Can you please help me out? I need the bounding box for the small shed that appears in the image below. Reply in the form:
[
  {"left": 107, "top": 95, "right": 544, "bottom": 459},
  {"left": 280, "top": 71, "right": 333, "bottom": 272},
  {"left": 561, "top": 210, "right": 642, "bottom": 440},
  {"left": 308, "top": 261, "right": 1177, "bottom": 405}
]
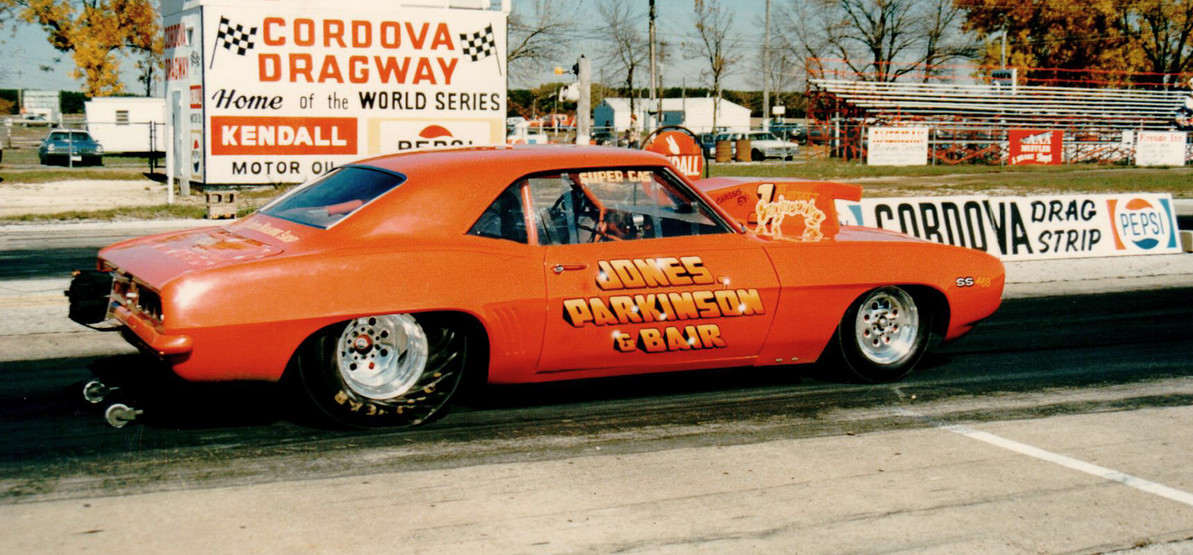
[
  {"left": 84, "top": 97, "right": 165, "bottom": 153},
  {"left": 594, "top": 97, "right": 750, "bottom": 133}
]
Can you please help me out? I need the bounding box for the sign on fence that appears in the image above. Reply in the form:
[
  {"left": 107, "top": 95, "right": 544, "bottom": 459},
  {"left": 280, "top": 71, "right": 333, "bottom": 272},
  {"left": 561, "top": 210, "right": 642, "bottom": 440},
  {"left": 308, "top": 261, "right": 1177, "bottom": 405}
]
[
  {"left": 866, "top": 127, "right": 928, "bottom": 166},
  {"left": 1135, "top": 131, "right": 1187, "bottom": 166},
  {"left": 1008, "top": 129, "right": 1063, "bottom": 165},
  {"left": 838, "top": 194, "right": 1182, "bottom": 261}
]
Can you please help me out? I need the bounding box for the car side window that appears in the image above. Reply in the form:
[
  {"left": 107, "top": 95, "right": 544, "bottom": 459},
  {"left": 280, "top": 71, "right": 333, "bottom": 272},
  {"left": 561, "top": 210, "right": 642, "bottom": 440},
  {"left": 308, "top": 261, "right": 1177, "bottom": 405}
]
[
  {"left": 526, "top": 168, "right": 731, "bottom": 245},
  {"left": 468, "top": 182, "right": 529, "bottom": 243}
]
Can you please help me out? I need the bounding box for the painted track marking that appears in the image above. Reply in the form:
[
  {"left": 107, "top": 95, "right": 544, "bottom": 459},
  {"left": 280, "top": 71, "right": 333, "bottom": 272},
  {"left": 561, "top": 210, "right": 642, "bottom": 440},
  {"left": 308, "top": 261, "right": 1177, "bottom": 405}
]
[{"left": 891, "top": 407, "right": 1193, "bottom": 508}]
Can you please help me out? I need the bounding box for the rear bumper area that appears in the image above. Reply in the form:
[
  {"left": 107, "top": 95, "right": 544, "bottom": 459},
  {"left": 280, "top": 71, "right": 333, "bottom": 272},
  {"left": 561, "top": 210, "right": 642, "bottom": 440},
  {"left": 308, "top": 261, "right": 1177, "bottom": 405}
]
[
  {"left": 67, "top": 269, "right": 193, "bottom": 357},
  {"left": 112, "top": 305, "right": 193, "bottom": 356}
]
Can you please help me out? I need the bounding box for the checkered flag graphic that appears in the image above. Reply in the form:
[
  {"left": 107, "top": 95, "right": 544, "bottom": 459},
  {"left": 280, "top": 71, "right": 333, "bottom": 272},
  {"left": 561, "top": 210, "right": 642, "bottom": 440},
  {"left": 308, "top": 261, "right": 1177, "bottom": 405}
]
[
  {"left": 209, "top": 16, "right": 258, "bottom": 69},
  {"left": 459, "top": 24, "right": 502, "bottom": 76}
]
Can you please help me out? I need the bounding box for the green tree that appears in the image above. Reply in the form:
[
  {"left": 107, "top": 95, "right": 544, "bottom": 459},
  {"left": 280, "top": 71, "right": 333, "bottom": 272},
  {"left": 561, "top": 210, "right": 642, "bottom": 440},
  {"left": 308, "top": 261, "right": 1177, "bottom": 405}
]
[{"left": 0, "top": 0, "right": 162, "bottom": 96}]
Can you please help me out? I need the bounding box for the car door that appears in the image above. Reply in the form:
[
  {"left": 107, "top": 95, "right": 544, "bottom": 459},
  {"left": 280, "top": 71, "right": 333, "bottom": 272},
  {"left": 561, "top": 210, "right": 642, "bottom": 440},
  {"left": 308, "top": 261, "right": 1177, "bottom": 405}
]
[{"left": 526, "top": 167, "right": 781, "bottom": 377}]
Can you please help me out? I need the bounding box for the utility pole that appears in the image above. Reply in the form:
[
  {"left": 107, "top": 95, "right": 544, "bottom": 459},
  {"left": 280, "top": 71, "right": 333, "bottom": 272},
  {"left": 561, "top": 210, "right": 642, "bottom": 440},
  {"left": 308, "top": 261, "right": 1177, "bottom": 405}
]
[
  {"left": 1000, "top": 30, "right": 1007, "bottom": 68},
  {"left": 763, "top": 0, "right": 771, "bottom": 132},
  {"left": 1000, "top": 12, "right": 1008, "bottom": 69},
  {"left": 648, "top": 0, "right": 658, "bottom": 131}
]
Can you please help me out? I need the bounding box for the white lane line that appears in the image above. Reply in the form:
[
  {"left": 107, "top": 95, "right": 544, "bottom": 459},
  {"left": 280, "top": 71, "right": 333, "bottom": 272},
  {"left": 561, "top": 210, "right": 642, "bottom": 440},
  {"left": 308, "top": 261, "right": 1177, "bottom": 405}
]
[{"left": 891, "top": 408, "right": 1193, "bottom": 508}]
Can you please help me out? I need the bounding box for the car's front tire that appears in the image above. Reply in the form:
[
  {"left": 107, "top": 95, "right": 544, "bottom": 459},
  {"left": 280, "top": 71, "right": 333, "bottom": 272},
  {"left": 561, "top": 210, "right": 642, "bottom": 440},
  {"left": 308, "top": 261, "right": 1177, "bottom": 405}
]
[
  {"left": 751, "top": 149, "right": 764, "bottom": 162},
  {"left": 833, "top": 286, "right": 930, "bottom": 383},
  {"left": 291, "top": 313, "right": 468, "bottom": 428}
]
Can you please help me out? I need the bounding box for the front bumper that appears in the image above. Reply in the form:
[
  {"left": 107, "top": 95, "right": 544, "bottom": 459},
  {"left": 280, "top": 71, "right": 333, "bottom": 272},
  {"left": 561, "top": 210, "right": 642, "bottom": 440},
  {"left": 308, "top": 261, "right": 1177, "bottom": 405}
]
[{"left": 760, "top": 146, "right": 798, "bottom": 159}]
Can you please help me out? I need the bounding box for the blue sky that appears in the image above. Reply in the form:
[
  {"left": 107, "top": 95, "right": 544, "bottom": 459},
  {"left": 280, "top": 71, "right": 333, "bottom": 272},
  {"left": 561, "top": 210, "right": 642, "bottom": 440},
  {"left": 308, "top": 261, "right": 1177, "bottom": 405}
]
[
  {"left": 0, "top": 0, "right": 773, "bottom": 94},
  {"left": 555, "top": 0, "right": 773, "bottom": 91}
]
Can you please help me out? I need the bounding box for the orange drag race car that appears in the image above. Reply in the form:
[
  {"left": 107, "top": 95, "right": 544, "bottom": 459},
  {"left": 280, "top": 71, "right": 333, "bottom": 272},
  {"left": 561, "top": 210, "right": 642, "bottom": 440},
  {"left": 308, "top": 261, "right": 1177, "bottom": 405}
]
[{"left": 68, "top": 146, "right": 1004, "bottom": 428}]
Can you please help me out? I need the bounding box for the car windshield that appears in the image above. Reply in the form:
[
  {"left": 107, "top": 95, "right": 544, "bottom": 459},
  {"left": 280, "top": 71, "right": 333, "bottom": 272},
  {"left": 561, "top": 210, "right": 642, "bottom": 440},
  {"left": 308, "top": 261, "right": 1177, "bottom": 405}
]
[
  {"left": 748, "top": 133, "right": 778, "bottom": 141},
  {"left": 261, "top": 165, "right": 406, "bottom": 229},
  {"left": 50, "top": 132, "right": 91, "bottom": 141}
]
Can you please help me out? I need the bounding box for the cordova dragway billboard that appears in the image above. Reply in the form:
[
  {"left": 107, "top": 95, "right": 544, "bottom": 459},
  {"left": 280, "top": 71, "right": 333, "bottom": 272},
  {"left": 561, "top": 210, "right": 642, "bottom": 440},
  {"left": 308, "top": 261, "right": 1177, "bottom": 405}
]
[
  {"left": 838, "top": 194, "right": 1182, "bottom": 261},
  {"left": 163, "top": 0, "right": 507, "bottom": 185}
]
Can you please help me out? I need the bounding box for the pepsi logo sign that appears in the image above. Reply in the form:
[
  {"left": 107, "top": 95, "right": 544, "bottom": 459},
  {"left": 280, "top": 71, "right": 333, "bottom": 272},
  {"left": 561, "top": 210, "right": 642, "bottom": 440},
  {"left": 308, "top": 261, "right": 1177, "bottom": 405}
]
[
  {"left": 1109, "top": 197, "right": 1174, "bottom": 250},
  {"left": 376, "top": 120, "right": 491, "bottom": 153}
]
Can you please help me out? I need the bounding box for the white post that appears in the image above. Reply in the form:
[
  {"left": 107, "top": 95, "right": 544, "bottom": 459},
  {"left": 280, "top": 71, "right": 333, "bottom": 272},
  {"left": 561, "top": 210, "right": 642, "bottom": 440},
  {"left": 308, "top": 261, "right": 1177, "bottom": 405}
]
[
  {"left": 763, "top": 0, "right": 771, "bottom": 132},
  {"left": 164, "top": 99, "right": 174, "bottom": 205},
  {"left": 577, "top": 56, "right": 591, "bottom": 145}
]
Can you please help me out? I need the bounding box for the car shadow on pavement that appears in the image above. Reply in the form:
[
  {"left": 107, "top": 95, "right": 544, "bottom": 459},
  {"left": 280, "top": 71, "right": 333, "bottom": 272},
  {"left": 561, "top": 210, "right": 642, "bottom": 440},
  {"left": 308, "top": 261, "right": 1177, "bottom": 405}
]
[{"left": 82, "top": 354, "right": 292, "bottom": 430}]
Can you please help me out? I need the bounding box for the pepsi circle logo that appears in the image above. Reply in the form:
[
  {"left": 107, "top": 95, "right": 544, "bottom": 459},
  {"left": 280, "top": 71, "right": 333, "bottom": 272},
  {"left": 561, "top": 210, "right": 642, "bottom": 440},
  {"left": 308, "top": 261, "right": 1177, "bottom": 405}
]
[
  {"left": 1111, "top": 197, "right": 1172, "bottom": 250},
  {"left": 419, "top": 125, "right": 453, "bottom": 139}
]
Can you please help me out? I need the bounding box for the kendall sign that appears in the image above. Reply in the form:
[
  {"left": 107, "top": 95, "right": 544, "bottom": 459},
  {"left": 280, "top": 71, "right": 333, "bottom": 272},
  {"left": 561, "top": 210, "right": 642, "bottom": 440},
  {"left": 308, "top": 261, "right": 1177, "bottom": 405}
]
[{"left": 644, "top": 129, "right": 704, "bottom": 179}]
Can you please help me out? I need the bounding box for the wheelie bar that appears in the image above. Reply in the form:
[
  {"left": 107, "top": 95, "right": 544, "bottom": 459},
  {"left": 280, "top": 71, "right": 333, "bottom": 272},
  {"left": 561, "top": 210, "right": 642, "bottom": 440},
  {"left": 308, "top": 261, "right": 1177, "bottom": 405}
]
[{"left": 82, "top": 378, "right": 142, "bottom": 428}]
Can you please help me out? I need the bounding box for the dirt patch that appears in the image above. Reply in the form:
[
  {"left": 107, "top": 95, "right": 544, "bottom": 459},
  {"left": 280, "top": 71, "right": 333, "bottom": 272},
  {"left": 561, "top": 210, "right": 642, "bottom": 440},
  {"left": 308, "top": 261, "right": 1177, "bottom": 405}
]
[{"left": 0, "top": 180, "right": 191, "bottom": 217}]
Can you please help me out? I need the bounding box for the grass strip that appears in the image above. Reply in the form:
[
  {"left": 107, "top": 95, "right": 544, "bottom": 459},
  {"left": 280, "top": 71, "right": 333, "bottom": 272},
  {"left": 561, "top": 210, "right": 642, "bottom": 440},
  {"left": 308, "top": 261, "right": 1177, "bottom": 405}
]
[{"left": 0, "top": 204, "right": 208, "bottom": 223}]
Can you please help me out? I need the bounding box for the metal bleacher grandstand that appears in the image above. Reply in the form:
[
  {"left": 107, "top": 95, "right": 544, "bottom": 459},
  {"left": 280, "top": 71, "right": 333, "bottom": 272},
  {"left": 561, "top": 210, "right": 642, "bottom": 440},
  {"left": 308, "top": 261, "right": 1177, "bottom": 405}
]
[
  {"left": 804, "top": 60, "right": 1192, "bottom": 163},
  {"left": 809, "top": 78, "right": 1188, "bottom": 131}
]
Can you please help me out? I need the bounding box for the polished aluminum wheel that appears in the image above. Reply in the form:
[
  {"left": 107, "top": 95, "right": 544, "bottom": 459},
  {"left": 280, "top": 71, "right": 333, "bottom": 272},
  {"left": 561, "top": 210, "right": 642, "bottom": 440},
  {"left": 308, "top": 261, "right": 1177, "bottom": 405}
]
[
  {"left": 336, "top": 314, "right": 429, "bottom": 400},
  {"left": 853, "top": 287, "right": 920, "bottom": 365}
]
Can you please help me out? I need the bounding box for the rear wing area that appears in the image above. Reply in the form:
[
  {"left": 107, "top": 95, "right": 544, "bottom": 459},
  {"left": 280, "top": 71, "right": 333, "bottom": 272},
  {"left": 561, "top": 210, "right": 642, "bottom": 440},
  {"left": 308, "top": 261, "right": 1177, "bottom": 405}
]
[{"left": 694, "top": 177, "right": 862, "bottom": 241}]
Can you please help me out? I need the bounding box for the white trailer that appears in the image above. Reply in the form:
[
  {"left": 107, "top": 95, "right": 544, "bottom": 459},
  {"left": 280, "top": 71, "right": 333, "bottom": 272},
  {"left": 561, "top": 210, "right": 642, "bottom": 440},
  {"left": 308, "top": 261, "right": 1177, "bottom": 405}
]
[
  {"left": 85, "top": 97, "right": 166, "bottom": 153},
  {"left": 162, "top": 0, "right": 509, "bottom": 185}
]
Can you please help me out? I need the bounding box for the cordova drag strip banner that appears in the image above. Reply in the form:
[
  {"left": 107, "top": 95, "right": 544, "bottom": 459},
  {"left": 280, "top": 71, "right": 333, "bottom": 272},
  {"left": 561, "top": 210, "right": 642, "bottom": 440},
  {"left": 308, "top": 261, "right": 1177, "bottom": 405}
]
[{"left": 837, "top": 194, "right": 1182, "bottom": 261}]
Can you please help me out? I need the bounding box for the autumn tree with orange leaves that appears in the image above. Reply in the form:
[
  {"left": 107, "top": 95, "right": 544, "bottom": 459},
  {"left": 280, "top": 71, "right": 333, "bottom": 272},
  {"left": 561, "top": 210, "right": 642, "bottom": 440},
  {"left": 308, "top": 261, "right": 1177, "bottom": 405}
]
[
  {"left": 0, "top": 0, "right": 162, "bottom": 96},
  {"left": 956, "top": 0, "right": 1193, "bottom": 88}
]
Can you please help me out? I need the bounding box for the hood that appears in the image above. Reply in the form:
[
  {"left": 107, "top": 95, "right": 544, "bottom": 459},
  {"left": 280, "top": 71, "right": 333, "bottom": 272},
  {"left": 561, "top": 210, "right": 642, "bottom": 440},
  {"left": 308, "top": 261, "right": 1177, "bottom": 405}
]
[{"left": 99, "top": 225, "right": 284, "bottom": 289}]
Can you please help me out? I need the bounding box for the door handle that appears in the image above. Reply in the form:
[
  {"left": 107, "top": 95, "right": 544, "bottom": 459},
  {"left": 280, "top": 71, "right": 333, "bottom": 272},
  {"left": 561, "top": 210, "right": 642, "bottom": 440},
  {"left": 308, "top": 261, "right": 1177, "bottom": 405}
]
[{"left": 552, "top": 263, "right": 588, "bottom": 274}]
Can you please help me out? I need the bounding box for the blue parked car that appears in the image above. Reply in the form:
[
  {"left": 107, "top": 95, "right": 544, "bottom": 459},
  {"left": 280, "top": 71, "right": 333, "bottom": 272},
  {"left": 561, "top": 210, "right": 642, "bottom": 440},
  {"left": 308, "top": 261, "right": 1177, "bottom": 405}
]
[{"left": 38, "top": 129, "right": 104, "bottom": 166}]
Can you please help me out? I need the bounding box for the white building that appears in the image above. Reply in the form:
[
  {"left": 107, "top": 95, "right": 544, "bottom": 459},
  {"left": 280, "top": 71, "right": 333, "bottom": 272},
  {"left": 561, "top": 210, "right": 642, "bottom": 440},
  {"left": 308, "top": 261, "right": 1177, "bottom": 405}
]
[
  {"left": 593, "top": 97, "right": 750, "bottom": 134},
  {"left": 85, "top": 97, "right": 166, "bottom": 153}
]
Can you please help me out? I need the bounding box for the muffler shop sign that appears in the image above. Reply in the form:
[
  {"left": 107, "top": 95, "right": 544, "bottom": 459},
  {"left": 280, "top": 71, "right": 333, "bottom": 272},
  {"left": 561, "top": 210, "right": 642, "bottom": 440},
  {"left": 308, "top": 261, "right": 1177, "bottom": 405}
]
[{"left": 1009, "top": 129, "right": 1063, "bottom": 165}]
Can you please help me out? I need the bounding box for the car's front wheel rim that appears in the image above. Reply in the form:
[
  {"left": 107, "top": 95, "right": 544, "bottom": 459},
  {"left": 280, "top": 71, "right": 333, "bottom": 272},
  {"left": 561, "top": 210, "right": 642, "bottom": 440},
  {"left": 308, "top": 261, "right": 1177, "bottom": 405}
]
[
  {"left": 335, "top": 314, "right": 429, "bottom": 400},
  {"left": 853, "top": 287, "right": 920, "bottom": 365}
]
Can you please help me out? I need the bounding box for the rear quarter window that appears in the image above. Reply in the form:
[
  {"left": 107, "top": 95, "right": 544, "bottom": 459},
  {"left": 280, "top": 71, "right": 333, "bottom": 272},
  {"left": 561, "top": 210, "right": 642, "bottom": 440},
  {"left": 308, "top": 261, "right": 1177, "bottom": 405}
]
[{"left": 261, "top": 166, "right": 406, "bottom": 228}]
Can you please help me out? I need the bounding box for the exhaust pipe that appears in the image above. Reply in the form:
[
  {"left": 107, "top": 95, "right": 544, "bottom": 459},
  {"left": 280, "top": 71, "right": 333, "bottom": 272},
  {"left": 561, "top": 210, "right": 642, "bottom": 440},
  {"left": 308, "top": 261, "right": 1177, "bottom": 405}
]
[
  {"left": 104, "top": 403, "right": 143, "bottom": 428},
  {"left": 82, "top": 379, "right": 119, "bottom": 404}
]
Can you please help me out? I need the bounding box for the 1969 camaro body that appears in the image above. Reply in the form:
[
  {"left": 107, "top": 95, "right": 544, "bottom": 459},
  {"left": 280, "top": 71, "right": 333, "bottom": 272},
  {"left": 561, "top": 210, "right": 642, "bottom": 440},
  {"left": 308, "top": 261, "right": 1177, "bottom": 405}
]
[{"left": 70, "top": 146, "right": 1004, "bottom": 427}]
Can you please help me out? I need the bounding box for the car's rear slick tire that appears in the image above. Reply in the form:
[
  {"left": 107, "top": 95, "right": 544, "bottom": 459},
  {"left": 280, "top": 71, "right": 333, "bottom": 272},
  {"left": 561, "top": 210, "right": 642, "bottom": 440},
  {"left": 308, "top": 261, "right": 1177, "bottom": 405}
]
[
  {"left": 290, "top": 313, "right": 468, "bottom": 428},
  {"left": 833, "top": 286, "right": 931, "bottom": 383}
]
